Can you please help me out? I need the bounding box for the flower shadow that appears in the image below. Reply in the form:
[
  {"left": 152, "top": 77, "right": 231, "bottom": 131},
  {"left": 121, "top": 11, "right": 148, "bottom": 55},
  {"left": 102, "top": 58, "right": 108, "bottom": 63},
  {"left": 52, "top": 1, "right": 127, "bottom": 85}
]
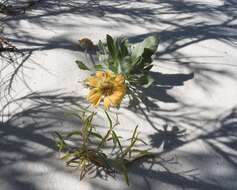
[{"left": 149, "top": 124, "right": 186, "bottom": 152}]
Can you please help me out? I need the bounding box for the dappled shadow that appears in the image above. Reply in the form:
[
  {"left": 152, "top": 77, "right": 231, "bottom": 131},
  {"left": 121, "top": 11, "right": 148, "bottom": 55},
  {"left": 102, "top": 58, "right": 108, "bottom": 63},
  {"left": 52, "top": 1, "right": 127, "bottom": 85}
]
[
  {"left": 140, "top": 72, "right": 194, "bottom": 110},
  {"left": 114, "top": 106, "right": 237, "bottom": 190},
  {"left": 0, "top": 0, "right": 237, "bottom": 189},
  {"left": 203, "top": 107, "right": 237, "bottom": 169},
  {"left": 90, "top": 148, "right": 235, "bottom": 190},
  {"left": 126, "top": 71, "right": 194, "bottom": 112},
  {"left": 0, "top": 34, "right": 35, "bottom": 117},
  {"left": 1, "top": 0, "right": 236, "bottom": 93},
  {"left": 126, "top": 0, "right": 237, "bottom": 93},
  {"left": 0, "top": 91, "right": 86, "bottom": 190},
  {"left": 135, "top": 106, "right": 237, "bottom": 190}
]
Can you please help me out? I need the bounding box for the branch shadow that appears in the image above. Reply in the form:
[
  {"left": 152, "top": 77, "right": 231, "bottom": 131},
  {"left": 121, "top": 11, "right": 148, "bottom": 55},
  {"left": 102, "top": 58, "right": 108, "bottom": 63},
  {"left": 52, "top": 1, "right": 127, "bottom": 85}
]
[
  {"left": 0, "top": 90, "right": 86, "bottom": 190},
  {"left": 107, "top": 106, "right": 237, "bottom": 190},
  {"left": 142, "top": 72, "right": 194, "bottom": 107},
  {"left": 0, "top": 0, "right": 237, "bottom": 189}
]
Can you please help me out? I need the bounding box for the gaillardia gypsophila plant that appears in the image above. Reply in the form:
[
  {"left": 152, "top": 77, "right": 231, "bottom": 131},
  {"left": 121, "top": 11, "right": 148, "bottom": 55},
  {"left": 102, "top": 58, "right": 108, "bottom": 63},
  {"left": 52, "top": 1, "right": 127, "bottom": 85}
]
[
  {"left": 54, "top": 34, "right": 159, "bottom": 185},
  {"left": 76, "top": 34, "right": 159, "bottom": 104},
  {"left": 55, "top": 111, "right": 154, "bottom": 185}
]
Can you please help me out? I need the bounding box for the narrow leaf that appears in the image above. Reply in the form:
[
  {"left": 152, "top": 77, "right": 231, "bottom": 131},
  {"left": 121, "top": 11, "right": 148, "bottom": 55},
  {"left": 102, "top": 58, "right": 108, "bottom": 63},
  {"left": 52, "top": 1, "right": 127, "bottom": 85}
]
[{"left": 76, "top": 60, "right": 90, "bottom": 70}]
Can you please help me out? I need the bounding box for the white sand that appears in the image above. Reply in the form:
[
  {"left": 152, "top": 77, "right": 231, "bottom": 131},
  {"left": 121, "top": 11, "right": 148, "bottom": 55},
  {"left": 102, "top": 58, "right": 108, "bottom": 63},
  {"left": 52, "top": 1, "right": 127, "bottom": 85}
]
[{"left": 1, "top": 0, "right": 237, "bottom": 189}]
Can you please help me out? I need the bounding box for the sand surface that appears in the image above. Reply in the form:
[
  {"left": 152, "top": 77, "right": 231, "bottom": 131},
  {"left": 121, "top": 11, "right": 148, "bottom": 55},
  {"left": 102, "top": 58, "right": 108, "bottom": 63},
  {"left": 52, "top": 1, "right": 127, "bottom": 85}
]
[{"left": 0, "top": 0, "right": 237, "bottom": 189}]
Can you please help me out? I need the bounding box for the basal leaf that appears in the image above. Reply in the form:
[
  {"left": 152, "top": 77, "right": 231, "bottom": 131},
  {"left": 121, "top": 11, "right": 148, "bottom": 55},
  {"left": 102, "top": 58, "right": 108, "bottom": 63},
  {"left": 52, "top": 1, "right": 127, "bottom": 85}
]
[{"left": 76, "top": 60, "right": 90, "bottom": 70}]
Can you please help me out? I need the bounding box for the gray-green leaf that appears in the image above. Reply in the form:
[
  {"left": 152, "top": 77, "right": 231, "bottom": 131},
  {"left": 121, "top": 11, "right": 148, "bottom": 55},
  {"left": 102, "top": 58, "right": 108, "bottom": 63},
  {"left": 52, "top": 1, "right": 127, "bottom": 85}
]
[
  {"left": 131, "top": 36, "right": 159, "bottom": 59},
  {"left": 76, "top": 60, "right": 90, "bottom": 70}
]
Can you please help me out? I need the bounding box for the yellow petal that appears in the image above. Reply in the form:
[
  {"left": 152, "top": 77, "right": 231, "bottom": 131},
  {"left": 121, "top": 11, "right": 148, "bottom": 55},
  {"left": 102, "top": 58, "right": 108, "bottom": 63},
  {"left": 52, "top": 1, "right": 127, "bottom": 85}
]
[
  {"left": 114, "top": 86, "right": 126, "bottom": 96},
  {"left": 104, "top": 97, "right": 111, "bottom": 109},
  {"left": 96, "top": 71, "right": 105, "bottom": 78},
  {"left": 105, "top": 70, "right": 114, "bottom": 78},
  {"left": 87, "top": 90, "right": 102, "bottom": 107},
  {"left": 85, "top": 77, "right": 98, "bottom": 87},
  {"left": 87, "top": 89, "right": 98, "bottom": 97},
  {"left": 107, "top": 94, "right": 122, "bottom": 106},
  {"left": 86, "top": 71, "right": 126, "bottom": 109},
  {"left": 93, "top": 96, "right": 102, "bottom": 107},
  {"left": 115, "top": 74, "right": 125, "bottom": 84}
]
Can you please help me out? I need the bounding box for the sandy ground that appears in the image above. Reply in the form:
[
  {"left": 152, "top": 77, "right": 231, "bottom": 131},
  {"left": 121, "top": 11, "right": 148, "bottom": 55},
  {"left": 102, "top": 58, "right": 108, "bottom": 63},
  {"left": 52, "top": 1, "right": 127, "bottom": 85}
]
[{"left": 0, "top": 0, "right": 237, "bottom": 189}]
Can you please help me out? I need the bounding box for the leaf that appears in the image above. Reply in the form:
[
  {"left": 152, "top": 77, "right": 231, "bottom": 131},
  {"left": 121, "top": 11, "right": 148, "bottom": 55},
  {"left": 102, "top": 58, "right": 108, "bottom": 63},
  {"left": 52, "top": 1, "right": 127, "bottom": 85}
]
[
  {"left": 82, "top": 112, "right": 96, "bottom": 144},
  {"left": 76, "top": 60, "right": 90, "bottom": 70},
  {"left": 94, "top": 64, "right": 103, "bottom": 70},
  {"left": 131, "top": 36, "right": 159, "bottom": 59},
  {"left": 97, "top": 130, "right": 111, "bottom": 150},
  {"left": 61, "top": 152, "right": 72, "bottom": 161},
  {"left": 66, "top": 131, "right": 82, "bottom": 138},
  {"left": 112, "top": 130, "right": 123, "bottom": 153},
  {"left": 141, "top": 75, "right": 154, "bottom": 88},
  {"left": 54, "top": 132, "right": 67, "bottom": 151},
  {"left": 90, "top": 132, "right": 103, "bottom": 139},
  {"left": 121, "top": 126, "right": 139, "bottom": 158},
  {"left": 66, "top": 156, "right": 80, "bottom": 166},
  {"left": 113, "top": 159, "right": 130, "bottom": 185},
  {"left": 98, "top": 40, "right": 106, "bottom": 53},
  {"left": 144, "top": 64, "right": 153, "bottom": 71},
  {"left": 131, "top": 125, "right": 139, "bottom": 141},
  {"left": 121, "top": 163, "right": 129, "bottom": 185},
  {"left": 120, "top": 38, "right": 129, "bottom": 58},
  {"left": 136, "top": 138, "right": 148, "bottom": 145},
  {"left": 106, "top": 34, "right": 115, "bottom": 59}
]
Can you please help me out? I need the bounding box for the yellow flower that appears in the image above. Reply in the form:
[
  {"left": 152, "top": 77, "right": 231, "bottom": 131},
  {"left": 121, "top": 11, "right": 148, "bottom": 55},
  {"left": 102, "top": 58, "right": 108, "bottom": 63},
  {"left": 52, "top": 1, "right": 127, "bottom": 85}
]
[{"left": 85, "top": 71, "right": 126, "bottom": 109}]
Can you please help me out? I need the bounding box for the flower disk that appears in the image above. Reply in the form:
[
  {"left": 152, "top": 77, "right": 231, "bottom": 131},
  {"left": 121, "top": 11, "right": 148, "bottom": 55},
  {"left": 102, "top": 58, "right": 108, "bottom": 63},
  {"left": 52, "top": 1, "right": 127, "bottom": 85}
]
[{"left": 85, "top": 71, "right": 126, "bottom": 109}]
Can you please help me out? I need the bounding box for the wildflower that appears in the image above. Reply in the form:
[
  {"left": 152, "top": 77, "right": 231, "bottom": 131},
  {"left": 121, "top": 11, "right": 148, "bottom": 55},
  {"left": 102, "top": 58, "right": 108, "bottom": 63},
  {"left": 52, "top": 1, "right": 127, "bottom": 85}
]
[{"left": 85, "top": 71, "right": 126, "bottom": 109}]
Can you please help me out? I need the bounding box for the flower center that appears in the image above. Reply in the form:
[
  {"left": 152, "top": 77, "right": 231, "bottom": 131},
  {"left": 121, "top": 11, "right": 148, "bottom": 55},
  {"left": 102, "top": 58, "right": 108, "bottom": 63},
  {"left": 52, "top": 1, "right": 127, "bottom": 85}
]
[{"left": 100, "top": 82, "right": 114, "bottom": 96}]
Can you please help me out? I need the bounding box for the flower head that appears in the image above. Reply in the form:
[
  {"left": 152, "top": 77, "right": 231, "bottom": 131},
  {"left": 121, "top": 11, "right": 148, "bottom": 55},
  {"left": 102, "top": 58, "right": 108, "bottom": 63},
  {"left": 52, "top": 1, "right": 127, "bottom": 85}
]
[
  {"left": 78, "top": 38, "right": 95, "bottom": 50},
  {"left": 85, "top": 71, "right": 126, "bottom": 109}
]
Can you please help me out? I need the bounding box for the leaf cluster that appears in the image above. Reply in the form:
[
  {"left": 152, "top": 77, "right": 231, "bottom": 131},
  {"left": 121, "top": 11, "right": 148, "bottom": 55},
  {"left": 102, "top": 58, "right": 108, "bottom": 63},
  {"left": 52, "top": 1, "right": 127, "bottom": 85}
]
[
  {"left": 76, "top": 34, "right": 159, "bottom": 89},
  {"left": 54, "top": 111, "right": 154, "bottom": 185}
]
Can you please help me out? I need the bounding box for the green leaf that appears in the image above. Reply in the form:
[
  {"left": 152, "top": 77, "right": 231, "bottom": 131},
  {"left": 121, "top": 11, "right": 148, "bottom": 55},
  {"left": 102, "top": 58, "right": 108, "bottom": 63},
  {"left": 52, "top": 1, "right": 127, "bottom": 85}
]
[
  {"left": 76, "top": 60, "right": 90, "bottom": 70},
  {"left": 94, "top": 64, "right": 103, "bottom": 70},
  {"left": 98, "top": 40, "right": 106, "bottom": 53},
  {"left": 144, "top": 64, "right": 153, "bottom": 71},
  {"left": 97, "top": 130, "right": 111, "bottom": 150},
  {"left": 90, "top": 132, "right": 103, "bottom": 139},
  {"left": 106, "top": 34, "right": 115, "bottom": 59},
  {"left": 131, "top": 125, "right": 139, "bottom": 141},
  {"left": 136, "top": 138, "right": 148, "bottom": 145},
  {"left": 82, "top": 112, "right": 96, "bottom": 145},
  {"left": 141, "top": 75, "right": 154, "bottom": 88},
  {"left": 61, "top": 152, "right": 72, "bottom": 161},
  {"left": 113, "top": 159, "right": 129, "bottom": 185},
  {"left": 122, "top": 163, "right": 129, "bottom": 185},
  {"left": 120, "top": 38, "right": 129, "bottom": 58},
  {"left": 121, "top": 125, "right": 139, "bottom": 158},
  {"left": 112, "top": 130, "right": 123, "bottom": 153},
  {"left": 54, "top": 132, "right": 67, "bottom": 151},
  {"left": 131, "top": 36, "right": 159, "bottom": 59},
  {"left": 66, "top": 131, "right": 82, "bottom": 138}
]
